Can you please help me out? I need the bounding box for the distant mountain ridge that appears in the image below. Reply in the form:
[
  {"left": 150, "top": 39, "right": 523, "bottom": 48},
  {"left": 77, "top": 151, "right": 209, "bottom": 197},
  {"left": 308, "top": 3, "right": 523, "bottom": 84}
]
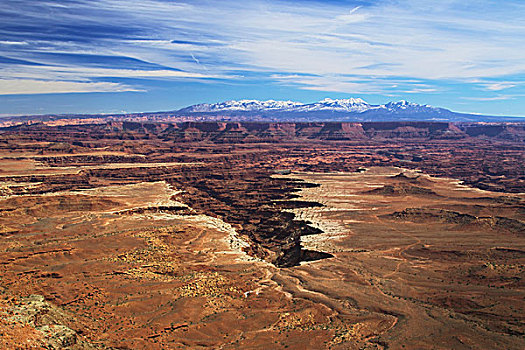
[
  {"left": 176, "top": 98, "right": 506, "bottom": 122},
  {"left": 1, "top": 98, "right": 523, "bottom": 125},
  {"left": 179, "top": 98, "right": 438, "bottom": 113}
]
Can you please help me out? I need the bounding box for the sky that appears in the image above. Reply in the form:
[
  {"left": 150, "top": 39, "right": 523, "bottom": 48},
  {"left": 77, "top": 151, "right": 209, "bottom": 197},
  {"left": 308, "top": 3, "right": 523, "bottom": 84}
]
[{"left": 0, "top": 0, "right": 524, "bottom": 117}]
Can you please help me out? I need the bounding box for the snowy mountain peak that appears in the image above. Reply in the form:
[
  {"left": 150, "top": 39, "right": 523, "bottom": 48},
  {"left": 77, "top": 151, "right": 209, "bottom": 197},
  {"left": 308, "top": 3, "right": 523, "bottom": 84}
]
[
  {"left": 182, "top": 99, "right": 304, "bottom": 112},
  {"left": 297, "top": 98, "right": 371, "bottom": 112},
  {"left": 319, "top": 97, "right": 367, "bottom": 105},
  {"left": 178, "top": 98, "right": 448, "bottom": 117},
  {"left": 384, "top": 100, "right": 440, "bottom": 112},
  {"left": 386, "top": 100, "right": 414, "bottom": 107}
]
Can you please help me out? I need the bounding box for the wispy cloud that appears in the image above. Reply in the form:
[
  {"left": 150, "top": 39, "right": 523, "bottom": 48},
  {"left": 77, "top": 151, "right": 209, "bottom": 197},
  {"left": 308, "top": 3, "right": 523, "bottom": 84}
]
[
  {"left": 0, "top": 0, "right": 524, "bottom": 97},
  {"left": 481, "top": 82, "right": 518, "bottom": 91},
  {"left": 0, "top": 79, "right": 139, "bottom": 95},
  {"left": 404, "top": 88, "right": 439, "bottom": 94},
  {"left": 3, "top": 66, "right": 226, "bottom": 81},
  {"left": 335, "top": 6, "right": 367, "bottom": 23},
  {"left": 463, "top": 95, "right": 515, "bottom": 101}
]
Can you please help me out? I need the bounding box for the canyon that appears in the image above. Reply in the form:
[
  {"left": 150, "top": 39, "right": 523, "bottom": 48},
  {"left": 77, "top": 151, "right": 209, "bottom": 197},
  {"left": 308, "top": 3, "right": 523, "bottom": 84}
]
[{"left": 0, "top": 121, "right": 523, "bottom": 349}]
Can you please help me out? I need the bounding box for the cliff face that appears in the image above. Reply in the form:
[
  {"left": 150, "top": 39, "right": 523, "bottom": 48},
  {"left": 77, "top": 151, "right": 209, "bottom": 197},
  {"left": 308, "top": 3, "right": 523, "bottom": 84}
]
[
  {"left": 45, "top": 121, "right": 467, "bottom": 141},
  {"left": 459, "top": 123, "right": 525, "bottom": 142},
  {"left": 143, "top": 121, "right": 525, "bottom": 141},
  {"left": 8, "top": 121, "right": 524, "bottom": 142},
  {"left": 169, "top": 121, "right": 464, "bottom": 140},
  {"left": 169, "top": 170, "right": 331, "bottom": 267}
]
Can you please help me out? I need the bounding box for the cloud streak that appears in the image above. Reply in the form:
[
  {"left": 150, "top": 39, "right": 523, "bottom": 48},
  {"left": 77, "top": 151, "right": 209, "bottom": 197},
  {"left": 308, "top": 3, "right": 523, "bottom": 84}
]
[
  {"left": 0, "top": 0, "right": 524, "bottom": 99},
  {"left": 0, "top": 79, "right": 139, "bottom": 95}
]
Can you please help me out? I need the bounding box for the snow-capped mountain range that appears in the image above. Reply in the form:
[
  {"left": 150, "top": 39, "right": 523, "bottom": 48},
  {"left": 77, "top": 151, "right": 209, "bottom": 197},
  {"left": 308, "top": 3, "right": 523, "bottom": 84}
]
[
  {"left": 2, "top": 98, "right": 521, "bottom": 125},
  {"left": 185, "top": 99, "right": 305, "bottom": 112},
  {"left": 176, "top": 98, "right": 472, "bottom": 121},
  {"left": 180, "top": 98, "right": 414, "bottom": 113}
]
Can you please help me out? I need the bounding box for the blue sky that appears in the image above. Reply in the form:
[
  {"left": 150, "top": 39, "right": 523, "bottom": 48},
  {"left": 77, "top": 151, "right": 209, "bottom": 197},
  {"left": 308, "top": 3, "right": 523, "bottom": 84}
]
[{"left": 1, "top": 0, "right": 524, "bottom": 116}]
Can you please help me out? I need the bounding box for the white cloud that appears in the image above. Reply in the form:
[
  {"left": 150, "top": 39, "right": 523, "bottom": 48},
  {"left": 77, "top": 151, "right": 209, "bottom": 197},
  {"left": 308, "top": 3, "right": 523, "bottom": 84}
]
[
  {"left": 482, "top": 82, "right": 517, "bottom": 91},
  {"left": 272, "top": 74, "right": 386, "bottom": 94},
  {"left": 1, "top": 0, "right": 524, "bottom": 95},
  {"left": 131, "top": 0, "right": 523, "bottom": 91},
  {"left": 336, "top": 6, "right": 367, "bottom": 23},
  {"left": 0, "top": 79, "right": 140, "bottom": 95},
  {"left": 0, "top": 41, "right": 29, "bottom": 46},
  {"left": 404, "top": 88, "right": 439, "bottom": 93},
  {"left": 349, "top": 6, "right": 362, "bottom": 15},
  {"left": 463, "top": 95, "right": 513, "bottom": 101},
  {"left": 1, "top": 66, "right": 229, "bottom": 84},
  {"left": 51, "top": 68, "right": 221, "bottom": 79}
]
